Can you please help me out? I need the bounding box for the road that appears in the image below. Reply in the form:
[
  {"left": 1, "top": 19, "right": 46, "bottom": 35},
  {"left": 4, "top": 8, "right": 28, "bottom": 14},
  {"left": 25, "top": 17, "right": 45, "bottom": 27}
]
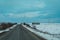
[{"left": 0, "top": 24, "right": 46, "bottom": 40}]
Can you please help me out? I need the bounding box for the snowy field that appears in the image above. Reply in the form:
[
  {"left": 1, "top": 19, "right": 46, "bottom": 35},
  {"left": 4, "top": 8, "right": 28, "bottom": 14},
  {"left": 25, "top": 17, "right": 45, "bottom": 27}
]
[
  {"left": 23, "top": 23, "right": 60, "bottom": 40},
  {"left": 29, "top": 23, "right": 60, "bottom": 34}
]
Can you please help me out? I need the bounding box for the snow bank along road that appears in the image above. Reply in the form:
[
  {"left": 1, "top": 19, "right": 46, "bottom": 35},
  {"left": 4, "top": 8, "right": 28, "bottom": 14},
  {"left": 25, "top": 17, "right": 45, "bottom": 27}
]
[
  {"left": 0, "top": 24, "right": 46, "bottom": 40},
  {"left": 23, "top": 23, "right": 60, "bottom": 40}
]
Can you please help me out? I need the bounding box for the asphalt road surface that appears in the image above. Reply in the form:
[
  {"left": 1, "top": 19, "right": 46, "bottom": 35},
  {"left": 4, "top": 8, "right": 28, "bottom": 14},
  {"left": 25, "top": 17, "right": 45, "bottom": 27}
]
[{"left": 0, "top": 24, "right": 46, "bottom": 40}]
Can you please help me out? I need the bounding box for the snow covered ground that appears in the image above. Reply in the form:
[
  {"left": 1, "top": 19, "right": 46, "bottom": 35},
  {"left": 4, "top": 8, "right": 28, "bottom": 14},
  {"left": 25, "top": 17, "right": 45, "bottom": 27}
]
[
  {"left": 23, "top": 23, "right": 60, "bottom": 40},
  {"left": 29, "top": 23, "right": 60, "bottom": 34}
]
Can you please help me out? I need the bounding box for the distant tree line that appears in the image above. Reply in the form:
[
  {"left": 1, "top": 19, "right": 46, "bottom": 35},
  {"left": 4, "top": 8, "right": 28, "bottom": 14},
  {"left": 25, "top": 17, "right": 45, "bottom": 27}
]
[{"left": 0, "top": 22, "right": 17, "bottom": 30}]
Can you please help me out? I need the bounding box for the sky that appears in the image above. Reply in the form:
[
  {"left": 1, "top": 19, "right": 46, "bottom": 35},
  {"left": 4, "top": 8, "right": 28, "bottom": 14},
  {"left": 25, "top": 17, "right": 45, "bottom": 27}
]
[{"left": 0, "top": 0, "right": 60, "bottom": 23}]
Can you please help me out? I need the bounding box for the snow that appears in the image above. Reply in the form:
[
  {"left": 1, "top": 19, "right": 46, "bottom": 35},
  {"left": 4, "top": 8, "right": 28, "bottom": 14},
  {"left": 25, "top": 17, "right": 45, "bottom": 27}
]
[
  {"left": 0, "top": 30, "right": 5, "bottom": 33},
  {"left": 22, "top": 23, "right": 60, "bottom": 40},
  {"left": 29, "top": 23, "right": 60, "bottom": 34}
]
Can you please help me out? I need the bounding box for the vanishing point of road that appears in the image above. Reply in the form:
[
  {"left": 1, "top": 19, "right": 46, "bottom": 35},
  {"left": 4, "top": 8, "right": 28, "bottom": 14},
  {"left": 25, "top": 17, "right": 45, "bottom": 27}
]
[{"left": 0, "top": 24, "right": 46, "bottom": 40}]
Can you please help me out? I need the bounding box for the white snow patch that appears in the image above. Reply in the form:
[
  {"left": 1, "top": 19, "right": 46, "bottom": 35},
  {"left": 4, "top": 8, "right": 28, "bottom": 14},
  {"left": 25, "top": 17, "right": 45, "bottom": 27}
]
[{"left": 22, "top": 23, "right": 60, "bottom": 40}]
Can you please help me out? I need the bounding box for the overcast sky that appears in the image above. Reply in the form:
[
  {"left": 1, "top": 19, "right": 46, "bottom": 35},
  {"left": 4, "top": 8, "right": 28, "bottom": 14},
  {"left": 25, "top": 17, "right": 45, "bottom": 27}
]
[{"left": 0, "top": 0, "right": 60, "bottom": 23}]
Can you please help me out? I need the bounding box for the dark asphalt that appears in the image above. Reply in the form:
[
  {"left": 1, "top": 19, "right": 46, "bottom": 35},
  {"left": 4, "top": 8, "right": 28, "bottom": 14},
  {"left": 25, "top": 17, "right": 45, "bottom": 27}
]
[{"left": 0, "top": 24, "right": 46, "bottom": 40}]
